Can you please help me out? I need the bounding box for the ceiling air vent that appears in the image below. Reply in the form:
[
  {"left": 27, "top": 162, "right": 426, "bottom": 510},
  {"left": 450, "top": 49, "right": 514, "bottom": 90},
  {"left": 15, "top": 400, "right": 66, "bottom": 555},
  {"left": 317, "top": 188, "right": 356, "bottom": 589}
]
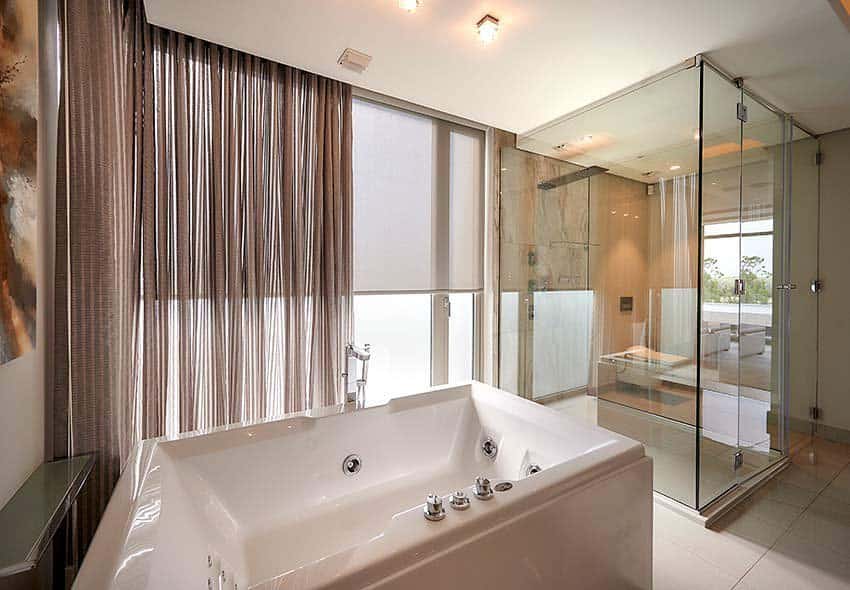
[{"left": 338, "top": 48, "right": 372, "bottom": 73}]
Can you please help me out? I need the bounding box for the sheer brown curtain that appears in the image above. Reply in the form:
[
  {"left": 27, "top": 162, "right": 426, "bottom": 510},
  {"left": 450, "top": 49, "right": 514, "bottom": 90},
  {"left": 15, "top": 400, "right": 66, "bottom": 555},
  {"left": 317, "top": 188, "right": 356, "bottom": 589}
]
[{"left": 55, "top": 0, "right": 352, "bottom": 553}]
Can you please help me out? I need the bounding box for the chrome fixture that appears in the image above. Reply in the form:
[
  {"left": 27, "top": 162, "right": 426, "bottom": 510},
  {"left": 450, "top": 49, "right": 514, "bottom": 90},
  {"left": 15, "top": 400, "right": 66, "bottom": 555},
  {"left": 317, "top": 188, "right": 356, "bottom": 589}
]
[
  {"left": 474, "top": 476, "right": 494, "bottom": 500},
  {"left": 342, "top": 454, "right": 362, "bottom": 476},
  {"left": 537, "top": 166, "right": 609, "bottom": 190},
  {"left": 494, "top": 482, "right": 513, "bottom": 492},
  {"left": 344, "top": 343, "right": 371, "bottom": 408},
  {"left": 525, "top": 464, "right": 542, "bottom": 477},
  {"left": 481, "top": 437, "right": 498, "bottom": 460},
  {"left": 449, "top": 490, "right": 471, "bottom": 511},
  {"left": 424, "top": 493, "right": 446, "bottom": 521}
]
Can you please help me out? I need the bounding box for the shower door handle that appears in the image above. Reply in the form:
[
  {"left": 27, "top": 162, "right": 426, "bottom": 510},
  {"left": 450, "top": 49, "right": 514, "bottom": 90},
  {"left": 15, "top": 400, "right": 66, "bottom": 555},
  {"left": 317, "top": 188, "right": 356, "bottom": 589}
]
[{"left": 734, "top": 279, "right": 745, "bottom": 296}]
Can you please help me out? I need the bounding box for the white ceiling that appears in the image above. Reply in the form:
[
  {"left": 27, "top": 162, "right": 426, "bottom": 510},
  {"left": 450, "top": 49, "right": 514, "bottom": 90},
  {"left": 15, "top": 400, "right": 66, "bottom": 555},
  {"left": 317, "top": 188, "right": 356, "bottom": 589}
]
[{"left": 144, "top": 0, "right": 850, "bottom": 136}]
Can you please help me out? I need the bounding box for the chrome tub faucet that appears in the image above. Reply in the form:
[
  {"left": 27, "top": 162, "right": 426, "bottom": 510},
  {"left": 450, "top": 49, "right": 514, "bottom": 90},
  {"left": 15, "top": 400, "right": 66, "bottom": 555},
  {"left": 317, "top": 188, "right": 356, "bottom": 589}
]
[{"left": 344, "top": 343, "right": 371, "bottom": 408}]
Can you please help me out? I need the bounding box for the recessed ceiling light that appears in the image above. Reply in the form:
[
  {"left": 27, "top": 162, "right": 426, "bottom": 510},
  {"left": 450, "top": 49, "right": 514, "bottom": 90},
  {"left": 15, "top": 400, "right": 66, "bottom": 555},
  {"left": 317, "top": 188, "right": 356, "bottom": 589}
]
[
  {"left": 477, "top": 14, "right": 500, "bottom": 43},
  {"left": 670, "top": 164, "right": 681, "bottom": 171},
  {"left": 610, "top": 210, "right": 617, "bottom": 215},
  {"left": 399, "top": 0, "right": 421, "bottom": 12}
]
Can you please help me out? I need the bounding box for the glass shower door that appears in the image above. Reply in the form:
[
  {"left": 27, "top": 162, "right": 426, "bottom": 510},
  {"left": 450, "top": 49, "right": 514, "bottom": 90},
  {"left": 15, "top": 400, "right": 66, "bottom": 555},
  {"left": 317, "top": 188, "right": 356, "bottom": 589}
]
[
  {"left": 736, "top": 92, "right": 787, "bottom": 475},
  {"left": 699, "top": 63, "right": 744, "bottom": 507}
]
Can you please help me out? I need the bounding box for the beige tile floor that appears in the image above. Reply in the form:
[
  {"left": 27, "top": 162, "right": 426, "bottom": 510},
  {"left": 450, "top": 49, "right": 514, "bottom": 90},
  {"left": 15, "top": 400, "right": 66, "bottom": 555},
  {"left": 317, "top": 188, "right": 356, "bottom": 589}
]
[{"left": 549, "top": 395, "right": 850, "bottom": 590}]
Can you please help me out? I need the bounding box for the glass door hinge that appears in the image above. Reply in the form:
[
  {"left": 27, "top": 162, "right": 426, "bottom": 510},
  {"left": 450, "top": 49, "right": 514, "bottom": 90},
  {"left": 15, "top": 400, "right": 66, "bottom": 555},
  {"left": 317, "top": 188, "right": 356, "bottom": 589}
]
[
  {"left": 776, "top": 283, "right": 797, "bottom": 291},
  {"left": 737, "top": 102, "right": 748, "bottom": 123},
  {"left": 734, "top": 450, "right": 744, "bottom": 470},
  {"left": 528, "top": 303, "right": 535, "bottom": 321},
  {"left": 810, "top": 406, "right": 822, "bottom": 420},
  {"left": 810, "top": 279, "right": 823, "bottom": 293}
]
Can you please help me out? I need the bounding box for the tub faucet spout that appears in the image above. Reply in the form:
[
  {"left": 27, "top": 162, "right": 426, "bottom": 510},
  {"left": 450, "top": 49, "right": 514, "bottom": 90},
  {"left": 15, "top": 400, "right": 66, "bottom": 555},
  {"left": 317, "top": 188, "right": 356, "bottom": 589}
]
[{"left": 344, "top": 343, "right": 371, "bottom": 408}]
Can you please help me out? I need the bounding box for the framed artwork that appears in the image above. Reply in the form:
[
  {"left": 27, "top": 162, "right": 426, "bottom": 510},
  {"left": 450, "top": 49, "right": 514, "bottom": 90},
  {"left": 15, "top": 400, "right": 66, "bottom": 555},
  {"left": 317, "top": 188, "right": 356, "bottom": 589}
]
[{"left": 0, "top": 0, "right": 37, "bottom": 363}]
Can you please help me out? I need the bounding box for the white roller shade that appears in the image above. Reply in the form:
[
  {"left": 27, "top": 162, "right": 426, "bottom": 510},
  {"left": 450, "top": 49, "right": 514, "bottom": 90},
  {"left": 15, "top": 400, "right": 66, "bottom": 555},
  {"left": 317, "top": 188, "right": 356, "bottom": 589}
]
[
  {"left": 353, "top": 99, "right": 484, "bottom": 293},
  {"left": 353, "top": 99, "right": 435, "bottom": 292},
  {"left": 449, "top": 129, "right": 484, "bottom": 290}
]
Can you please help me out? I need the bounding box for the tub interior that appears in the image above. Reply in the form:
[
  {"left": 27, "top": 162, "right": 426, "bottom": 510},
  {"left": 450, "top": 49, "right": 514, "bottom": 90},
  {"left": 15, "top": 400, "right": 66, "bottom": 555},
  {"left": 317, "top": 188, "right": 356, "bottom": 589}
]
[{"left": 141, "top": 384, "right": 625, "bottom": 587}]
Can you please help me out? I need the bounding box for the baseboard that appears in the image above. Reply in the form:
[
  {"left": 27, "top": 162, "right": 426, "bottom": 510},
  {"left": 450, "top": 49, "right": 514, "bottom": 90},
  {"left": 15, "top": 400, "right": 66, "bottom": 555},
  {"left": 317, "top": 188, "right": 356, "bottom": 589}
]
[{"left": 815, "top": 422, "right": 850, "bottom": 445}]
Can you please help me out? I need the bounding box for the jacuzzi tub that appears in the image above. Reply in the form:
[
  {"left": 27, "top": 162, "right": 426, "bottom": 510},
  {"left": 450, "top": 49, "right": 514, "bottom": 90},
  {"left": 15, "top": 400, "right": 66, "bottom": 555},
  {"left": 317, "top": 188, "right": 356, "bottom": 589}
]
[{"left": 75, "top": 382, "right": 652, "bottom": 589}]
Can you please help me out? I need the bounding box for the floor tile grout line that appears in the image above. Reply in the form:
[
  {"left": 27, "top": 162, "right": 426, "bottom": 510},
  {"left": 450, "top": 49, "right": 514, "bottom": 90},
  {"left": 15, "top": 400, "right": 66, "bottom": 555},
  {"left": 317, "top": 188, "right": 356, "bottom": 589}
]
[{"left": 728, "top": 448, "right": 850, "bottom": 589}]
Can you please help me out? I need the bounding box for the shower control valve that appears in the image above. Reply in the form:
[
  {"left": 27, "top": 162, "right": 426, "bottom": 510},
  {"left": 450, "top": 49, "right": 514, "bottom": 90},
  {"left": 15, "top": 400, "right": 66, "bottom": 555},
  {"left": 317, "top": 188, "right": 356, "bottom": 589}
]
[{"left": 474, "top": 476, "right": 494, "bottom": 500}]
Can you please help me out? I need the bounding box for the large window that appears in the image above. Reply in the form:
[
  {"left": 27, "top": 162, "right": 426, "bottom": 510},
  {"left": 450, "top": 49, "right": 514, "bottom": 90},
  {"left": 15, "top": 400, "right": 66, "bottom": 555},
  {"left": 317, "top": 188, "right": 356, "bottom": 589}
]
[{"left": 352, "top": 98, "right": 484, "bottom": 404}]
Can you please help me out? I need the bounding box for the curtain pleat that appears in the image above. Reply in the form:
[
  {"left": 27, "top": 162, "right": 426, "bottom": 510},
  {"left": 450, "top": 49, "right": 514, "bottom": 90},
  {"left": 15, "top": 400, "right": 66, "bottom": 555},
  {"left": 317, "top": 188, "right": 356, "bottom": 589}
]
[{"left": 56, "top": 0, "right": 353, "bottom": 557}]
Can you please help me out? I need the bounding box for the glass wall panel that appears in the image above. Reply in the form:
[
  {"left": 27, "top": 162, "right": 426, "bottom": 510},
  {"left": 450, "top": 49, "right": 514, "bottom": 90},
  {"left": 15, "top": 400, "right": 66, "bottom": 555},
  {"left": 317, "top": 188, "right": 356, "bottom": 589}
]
[
  {"left": 506, "top": 65, "right": 701, "bottom": 507},
  {"left": 698, "top": 64, "right": 743, "bottom": 508},
  {"left": 788, "top": 128, "right": 819, "bottom": 447},
  {"left": 498, "top": 147, "right": 588, "bottom": 399}
]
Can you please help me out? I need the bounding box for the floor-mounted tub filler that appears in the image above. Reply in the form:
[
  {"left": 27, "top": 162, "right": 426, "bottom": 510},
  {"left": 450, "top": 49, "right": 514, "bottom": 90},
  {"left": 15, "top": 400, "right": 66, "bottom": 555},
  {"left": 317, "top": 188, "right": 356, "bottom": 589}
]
[{"left": 75, "top": 383, "right": 652, "bottom": 589}]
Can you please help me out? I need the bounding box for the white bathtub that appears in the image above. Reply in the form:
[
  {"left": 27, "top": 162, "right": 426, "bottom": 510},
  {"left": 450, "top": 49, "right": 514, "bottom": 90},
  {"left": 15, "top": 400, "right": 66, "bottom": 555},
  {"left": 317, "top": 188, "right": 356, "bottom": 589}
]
[{"left": 75, "top": 382, "right": 652, "bottom": 589}]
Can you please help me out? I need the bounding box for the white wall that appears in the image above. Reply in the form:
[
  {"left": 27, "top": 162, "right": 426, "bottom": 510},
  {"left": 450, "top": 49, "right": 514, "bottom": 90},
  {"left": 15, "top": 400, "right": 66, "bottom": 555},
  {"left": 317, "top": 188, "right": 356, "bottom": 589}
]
[
  {"left": 0, "top": 0, "right": 57, "bottom": 510},
  {"left": 818, "top": 128, "right": 850, "bottom": 433}
]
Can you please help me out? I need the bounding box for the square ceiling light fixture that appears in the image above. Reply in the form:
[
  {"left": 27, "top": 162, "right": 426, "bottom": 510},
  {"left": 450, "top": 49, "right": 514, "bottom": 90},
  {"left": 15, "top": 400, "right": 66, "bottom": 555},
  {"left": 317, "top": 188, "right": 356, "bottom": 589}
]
[
  {"left": 477, "top": 14, "right": 500, "bottom": 43},
  {"left": 829, "top": 0, "right": 850, "bottom": 31},
  {"left": 398, "top": 0, "right": 422, "bottom": 13}
]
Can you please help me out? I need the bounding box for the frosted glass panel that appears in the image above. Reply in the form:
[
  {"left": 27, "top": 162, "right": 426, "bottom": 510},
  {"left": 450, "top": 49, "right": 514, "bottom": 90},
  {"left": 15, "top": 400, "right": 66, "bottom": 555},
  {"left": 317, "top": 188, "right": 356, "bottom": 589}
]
[
  {"left": 499, "top": 292, "right": 519, "bottom": 394},
  {"left": 532, "top": 291, "right": 593, "bottom": 399},
  {"left": 353, "top": 294, "right": 431, "bottom": 404},
  {"left": 660, "top": 288, "right": 698, "bottom": 358},
  {"left": 448, "top": 293, "right": 474, "bottom": 383},
  {"left": 450, "top": 131, "right": 484, "bottom": 290},
  {"left": 353, "top": 100, "right": 434, "bottom": 292}
]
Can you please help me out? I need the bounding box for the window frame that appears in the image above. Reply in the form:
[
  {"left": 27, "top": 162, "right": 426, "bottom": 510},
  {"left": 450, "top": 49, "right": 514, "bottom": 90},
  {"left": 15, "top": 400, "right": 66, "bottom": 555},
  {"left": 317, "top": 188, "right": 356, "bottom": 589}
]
[{"left": 351, "top": 95, "right": 486, "bottom": 388}]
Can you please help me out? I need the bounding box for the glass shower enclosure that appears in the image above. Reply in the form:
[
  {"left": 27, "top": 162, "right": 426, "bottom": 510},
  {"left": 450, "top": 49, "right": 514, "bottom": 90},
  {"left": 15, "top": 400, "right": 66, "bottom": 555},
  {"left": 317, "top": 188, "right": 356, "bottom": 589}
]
[{"left": 499, "top": 57, "right": 805, "bottom": 511}]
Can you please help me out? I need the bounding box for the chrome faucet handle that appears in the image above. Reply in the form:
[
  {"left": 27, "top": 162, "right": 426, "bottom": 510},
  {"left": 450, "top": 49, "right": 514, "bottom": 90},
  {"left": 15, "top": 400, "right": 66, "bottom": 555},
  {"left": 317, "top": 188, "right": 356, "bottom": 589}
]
[
  {"left": 474, "top": 476, "right": 493, "bottom": 500},
  {"left": 449, "top": 490, "right": 471, "bottom": 510},
  {"left": 424, "top": 493, "right": 446, "bottom": 521}
]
